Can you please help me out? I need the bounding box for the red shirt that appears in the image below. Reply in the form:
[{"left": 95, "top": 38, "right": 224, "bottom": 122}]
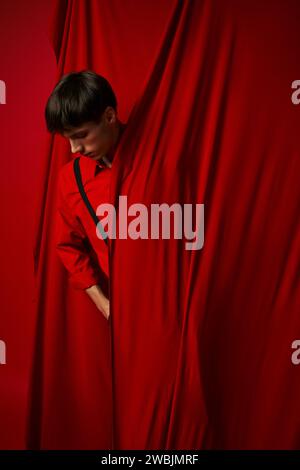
[{"left": 55, "top": 155, "right": 111, "bottom": 292}]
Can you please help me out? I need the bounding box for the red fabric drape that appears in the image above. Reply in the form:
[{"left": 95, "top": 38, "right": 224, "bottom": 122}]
[
  {"left": 29, "top": 0, "right": 300, "bottom": 449},
  {"left": 29, "top": 0, "right": 175, "bottom": 449}
]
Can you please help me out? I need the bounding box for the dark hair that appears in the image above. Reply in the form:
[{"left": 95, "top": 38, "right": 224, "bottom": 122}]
[{"left": 45, "top": 70, "right": 117, "bottom": 133}]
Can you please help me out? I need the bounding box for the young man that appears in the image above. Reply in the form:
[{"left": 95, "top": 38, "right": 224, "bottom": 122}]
[{"left": 45, "top": 70, "right": 126, "bottom": 320}]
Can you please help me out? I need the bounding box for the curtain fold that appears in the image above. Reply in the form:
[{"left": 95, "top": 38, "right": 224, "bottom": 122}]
[{"left": 29, "top": 0, "right": 300, "bottom": 449}]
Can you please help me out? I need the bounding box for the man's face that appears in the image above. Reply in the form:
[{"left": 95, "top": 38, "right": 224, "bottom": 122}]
[{"left": 62, "top": 107, "right": 117, "bottom": 161}]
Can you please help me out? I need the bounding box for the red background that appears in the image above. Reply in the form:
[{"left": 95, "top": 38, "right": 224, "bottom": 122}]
[{"left": 0, "top": 0, "right": 56, "bottom": 448}]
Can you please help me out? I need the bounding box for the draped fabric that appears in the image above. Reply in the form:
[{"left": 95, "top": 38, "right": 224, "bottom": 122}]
[{"left": 29, "top": 0, "right": 300, "bottom": 449}]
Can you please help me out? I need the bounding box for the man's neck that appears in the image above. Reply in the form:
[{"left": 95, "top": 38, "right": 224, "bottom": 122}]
[{"left": 101, "top": 155, "right": 112, "bottom": 168}]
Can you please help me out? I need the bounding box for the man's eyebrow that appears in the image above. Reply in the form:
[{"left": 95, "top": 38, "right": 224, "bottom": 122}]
[{"left": 64, "top": 129, "right": 87, "bottom": 138}]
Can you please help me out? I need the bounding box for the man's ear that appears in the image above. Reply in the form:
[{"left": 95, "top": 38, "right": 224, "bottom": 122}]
[{"left": 104, "top": 106, "right": 117, "bottom": 124}]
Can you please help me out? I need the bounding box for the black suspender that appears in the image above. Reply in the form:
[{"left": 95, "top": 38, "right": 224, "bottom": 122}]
[{"left": 73, "top": 157, "right": 108, "bottom": 246}]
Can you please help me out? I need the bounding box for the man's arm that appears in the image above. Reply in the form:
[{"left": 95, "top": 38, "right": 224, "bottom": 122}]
[
  {"left": 85, "top": 285, "right": 110, "bottom": 320},
  {"left": 55, "top": 171, "right": 110, "bottom": 320}
]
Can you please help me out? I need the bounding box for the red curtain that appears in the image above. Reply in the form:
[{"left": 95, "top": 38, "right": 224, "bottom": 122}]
[{"left": 29, "top": 0, "right": 300, "bottom": 449}]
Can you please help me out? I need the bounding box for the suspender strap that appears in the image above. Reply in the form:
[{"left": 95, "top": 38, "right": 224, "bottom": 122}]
[{"left": 73, "top": 157, "right": 108, "bottom": 245}]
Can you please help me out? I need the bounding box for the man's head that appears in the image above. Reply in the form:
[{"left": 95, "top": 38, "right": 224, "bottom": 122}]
[{"left": 45, "top": 70, "right": 120, "bottom": 161}]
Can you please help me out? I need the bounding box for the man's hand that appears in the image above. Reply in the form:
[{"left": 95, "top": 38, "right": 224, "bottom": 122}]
[{"left": 85, "top": 284, "right": 110, "bottom": 320}]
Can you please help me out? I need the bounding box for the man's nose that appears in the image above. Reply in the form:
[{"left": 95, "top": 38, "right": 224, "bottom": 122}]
[{"left": 70, "top": 140, "right": 83, "bottom": 154}]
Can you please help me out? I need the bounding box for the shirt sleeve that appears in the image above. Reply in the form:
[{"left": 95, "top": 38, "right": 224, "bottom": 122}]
[{"left": 55, "top": 170, "right": 102, "bottom": 290}]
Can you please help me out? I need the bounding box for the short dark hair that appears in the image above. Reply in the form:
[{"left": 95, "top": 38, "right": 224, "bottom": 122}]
[{"left": 45, "top": 70, "right": 117, "bottom": 133}]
